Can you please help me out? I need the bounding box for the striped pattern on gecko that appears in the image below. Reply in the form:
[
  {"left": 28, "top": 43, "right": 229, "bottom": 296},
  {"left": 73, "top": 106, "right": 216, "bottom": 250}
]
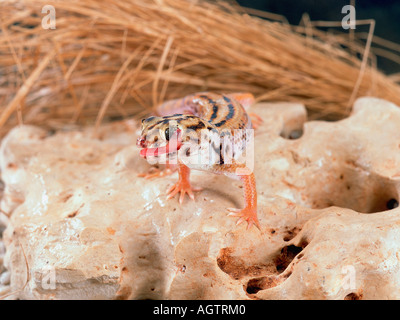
[{"left": 136, "top": 92, "right": 261, "bottom": 229}]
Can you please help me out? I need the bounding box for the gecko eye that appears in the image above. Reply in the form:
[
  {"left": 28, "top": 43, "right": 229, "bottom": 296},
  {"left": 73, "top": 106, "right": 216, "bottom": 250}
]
[
  {"left": 164, "top": 126, "right": 179, "bottom": 141},
  {"left": 165, "top": 128, "right": 171, "bottom": 141}
]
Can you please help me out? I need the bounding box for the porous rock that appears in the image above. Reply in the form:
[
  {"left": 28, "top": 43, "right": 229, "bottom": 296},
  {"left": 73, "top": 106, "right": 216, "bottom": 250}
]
[{"left": 1, "top": 97, "right": 400, "bottom": 299}]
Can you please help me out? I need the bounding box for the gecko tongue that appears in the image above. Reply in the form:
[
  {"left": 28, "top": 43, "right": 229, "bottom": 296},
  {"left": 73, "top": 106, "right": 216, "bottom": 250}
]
[{"left": 140, "top": 140, "right": 182, "bottom": 159}]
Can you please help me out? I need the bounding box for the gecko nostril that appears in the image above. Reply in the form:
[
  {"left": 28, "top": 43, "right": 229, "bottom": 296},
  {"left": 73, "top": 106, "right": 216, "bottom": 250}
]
[{"left": 136, "top": 137, "right": 146, "bottom": 148}]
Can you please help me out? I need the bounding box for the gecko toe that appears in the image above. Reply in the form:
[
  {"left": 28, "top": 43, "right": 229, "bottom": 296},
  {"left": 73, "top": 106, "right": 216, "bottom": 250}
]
[
  {"left": 166, "top": 180, "right": 201, "bottom": 204},
  {"left": 227, "top": 207, "right": 260, "bottom": 230}
]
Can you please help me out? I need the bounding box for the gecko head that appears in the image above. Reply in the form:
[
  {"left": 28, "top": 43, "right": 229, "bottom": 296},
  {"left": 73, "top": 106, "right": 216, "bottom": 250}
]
[
  {"left": 137, "top": 114, "right": 216, "bottom": 161},
  {"left": 136, "top": 114, "right": 184, "bottom": 160}
]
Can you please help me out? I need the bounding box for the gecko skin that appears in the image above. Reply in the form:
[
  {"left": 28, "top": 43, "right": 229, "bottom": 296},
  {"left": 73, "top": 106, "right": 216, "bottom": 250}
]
[{"left": 136, "top": 92, "right": 260, "bottom": 229}]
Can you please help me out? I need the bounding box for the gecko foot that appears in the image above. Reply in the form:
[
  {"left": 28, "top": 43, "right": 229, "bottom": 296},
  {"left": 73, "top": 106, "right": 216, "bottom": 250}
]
[
  {"left": 166, "top": 179, "right": 202, "bottom": 204},
  {"left": 227, "top": 207, "right": 261, "bottom": 230},
  {"left": 138, "top": 166, "right": 176, "bottom": 180},
  {"left": 248, "top": 112, "right": 263, "bottom": 129}
]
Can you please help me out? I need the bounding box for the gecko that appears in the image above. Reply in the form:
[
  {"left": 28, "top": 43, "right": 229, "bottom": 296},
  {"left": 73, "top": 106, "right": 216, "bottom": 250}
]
[{"left": 136, "top": 92, "right": 262, "bottom": 229}]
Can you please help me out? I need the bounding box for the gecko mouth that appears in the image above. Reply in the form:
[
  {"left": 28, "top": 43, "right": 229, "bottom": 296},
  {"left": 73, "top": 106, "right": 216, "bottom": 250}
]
[
  {"left": 139, "top": 140, "right": 182, "bottom": 159},
  {"left": 139, "top": 129, "right": 182, "bottom": 159}
]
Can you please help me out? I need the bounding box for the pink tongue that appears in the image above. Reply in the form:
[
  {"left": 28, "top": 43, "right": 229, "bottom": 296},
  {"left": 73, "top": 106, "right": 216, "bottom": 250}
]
[
  {"left": 140, "top": 140, "right": 181, "bottom": 159},
  {"left": 140, "top": 149, "right": 147, "bottom": 159},
  {"left": 140, "top": 145, "right": 168, "bottom": 158},
  {"left": 140, "top": 148, "right": 149, "bottom": 158}
]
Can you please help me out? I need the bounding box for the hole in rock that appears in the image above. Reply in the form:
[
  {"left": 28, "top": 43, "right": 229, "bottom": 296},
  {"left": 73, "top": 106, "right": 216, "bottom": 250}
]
[
  {"left": 296, "top": 253, "right": 304, "bottom": 259},
  {"left": 280, "top": 129, "right": 303, "bottom": 140},
  {"left": 246, "top": 277, "right": 280, "bottom": 294},
  {"left": 344, "top": 292, "right": 363, "bottom": 300},
  {"left": 244, "top": 243, "right": 307, "bottom": 295},
  {"left": 246, "top": 278, "right": 264, "bottom": 294},
  {"left": 386, "top": 198, "right": 399, "bottom": 210},
  {"left": 245, "top": 270, "right": 294, "bottom": 294},
  {"left": 303, "top": 166, "right": 399, "bottom": 214},
  {"left": 274, "top": 244, "right": 304, "bottom": 273}
]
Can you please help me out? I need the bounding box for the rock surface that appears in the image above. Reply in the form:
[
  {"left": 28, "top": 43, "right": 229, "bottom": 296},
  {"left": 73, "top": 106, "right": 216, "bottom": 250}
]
[{"left": 1, "top": 97, "right": 400, "bottom": 299}]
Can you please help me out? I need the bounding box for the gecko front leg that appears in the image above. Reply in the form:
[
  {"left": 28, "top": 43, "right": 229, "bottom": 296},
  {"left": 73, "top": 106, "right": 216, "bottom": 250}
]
[{"left": 166, "top": 164, "right": 202, "bottom": 204}]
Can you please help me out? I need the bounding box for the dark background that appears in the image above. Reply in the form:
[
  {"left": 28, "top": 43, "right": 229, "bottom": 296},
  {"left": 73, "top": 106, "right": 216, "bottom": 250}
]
[{"left": 237, "top": 0, "right": 400, "bottom": 74}]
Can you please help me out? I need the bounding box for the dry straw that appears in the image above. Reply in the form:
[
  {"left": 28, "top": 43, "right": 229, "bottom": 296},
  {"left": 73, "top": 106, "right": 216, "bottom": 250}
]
[{"left": 1, "top": 0, "right": 400, "bottom": 137}]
